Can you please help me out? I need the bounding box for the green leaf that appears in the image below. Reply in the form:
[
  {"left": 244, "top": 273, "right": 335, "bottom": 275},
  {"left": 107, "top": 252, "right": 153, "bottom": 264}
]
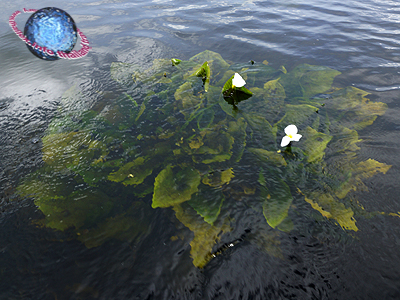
[
  {"left": 202, "top": 168, "right": 234, "bottom": 187},
  {"left": 275, "top": 104, "right": 318, "bottom": 131},
  {"left": 173, "top": 203, "right": 231, "bottom": 268},
  {"left": 107, "top": 157, "right": 153, "bottom": 186},
  {"left": 222, "top": 74, "right": 234, "bottom": 94},
  {"left": 42, "top": 131, "right": 108, "bottom": 171},
  {"left": 248, "top": 148, "right": 287, "bottom": 167},
  {"left": 189, "top": 50, "right": 230, "bottom": 75},
  {"left": 17, "top": 173, "right": 114, "bottom": 231},
  {"left": 302, "top": 190, "right": 358, "bottom": 231},
  {"left": 227, "top": 117, "right": 247, "bottom": 163},
  {"left": 174, "top": 81, "right": 203, "bottom": 119},
  {"left": 263, "top": 78, "right": 286, "bottom": 99},
  {"left": 280, "top": 64, "right": 340, "bottom": 100},
  {"left": 135, "top": 101, "right": 146, "bottom": 123},
  {"left": 187, "top": 125, "right": 235, "bottom": 164},
  {"left": 192, "top": 61, "right": 211, "bottom": 92},
  {"left": 222, "top": 74, "right": 253, "bottom": 105},
  {"left": 171, "top": 58, "right": 182, "bottom": 66},
  {"left": 302, "top": 127, "right": 333, "bottom": 163},
  {"left": 152, "top": 165, "right": 201, "bottom": 208},
  {"left": 188, "top": 187, "right": 225, "bottom": 225},
  {"left": 237, "top": 78, "right": 285, "bottom": 122},
  {"left": 244, "top": 113, "right": 277, "bottom": 149},
  {"left": 335, "top": 159, "right": 391, "bottom": 199},
  {"left": 327, "top": 87, "right": 388, "bottom": 130},
  {"left": 261, "top": 177, "right": 293, "bottom": 229}
]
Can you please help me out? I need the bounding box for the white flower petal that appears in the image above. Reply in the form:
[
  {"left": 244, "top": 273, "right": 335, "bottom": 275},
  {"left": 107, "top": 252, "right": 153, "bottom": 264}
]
[
  {"left": 232, "top": 73, "right": 246, "bottom": 88},
  {"left": 281, "top": 135, "right": 292, "bottom": 147},
  {"left": 284, "top": 124, "right": 298, "bottom": 136},
  {"left": 292, "top": 133, "right": 302, "bottom": 142}
]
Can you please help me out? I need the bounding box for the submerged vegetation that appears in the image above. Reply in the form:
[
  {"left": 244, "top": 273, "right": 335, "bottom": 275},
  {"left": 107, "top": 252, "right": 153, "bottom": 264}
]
[{"left": 17, "top": 50, "right": 392, "bottom": 267}]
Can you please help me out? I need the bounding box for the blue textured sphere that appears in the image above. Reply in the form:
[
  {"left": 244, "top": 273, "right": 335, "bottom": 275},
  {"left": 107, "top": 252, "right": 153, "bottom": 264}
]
[{"left": 24, "top": 7, "right": 77, "bottom": 61}]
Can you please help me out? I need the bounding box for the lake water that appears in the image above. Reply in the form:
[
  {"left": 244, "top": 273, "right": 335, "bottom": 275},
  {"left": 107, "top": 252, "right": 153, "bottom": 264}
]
[{"left": 1, "top": 1, "right": 400, "bottom": 299}]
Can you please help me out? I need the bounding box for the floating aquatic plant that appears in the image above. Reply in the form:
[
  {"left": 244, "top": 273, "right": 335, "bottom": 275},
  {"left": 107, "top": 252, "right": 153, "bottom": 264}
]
[{"left": 16, "top": 50, "right": 393, "bottom": 268}]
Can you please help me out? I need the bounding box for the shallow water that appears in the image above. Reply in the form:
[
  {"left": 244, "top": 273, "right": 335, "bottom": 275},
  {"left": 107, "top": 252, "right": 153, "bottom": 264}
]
[{"left": 1, "top": 1, "right": 400, "bottom": 299}]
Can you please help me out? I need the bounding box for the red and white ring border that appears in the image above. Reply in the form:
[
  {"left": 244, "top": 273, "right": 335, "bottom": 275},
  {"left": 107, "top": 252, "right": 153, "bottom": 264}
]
[{"left": 9, "top": 8, "right": 91, "bottom": 59}]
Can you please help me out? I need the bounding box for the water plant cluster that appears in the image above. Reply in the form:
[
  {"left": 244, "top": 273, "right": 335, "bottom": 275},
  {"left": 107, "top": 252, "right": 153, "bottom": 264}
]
[{"left": 17, "top": 50, "right": 391, "bottom": 267}]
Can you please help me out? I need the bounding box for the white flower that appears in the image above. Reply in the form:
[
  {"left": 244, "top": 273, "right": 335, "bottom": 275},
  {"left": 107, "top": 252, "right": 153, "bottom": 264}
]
[
  {"left": 232, "top": 73, "right": 246, "bottom": 88},
  {"left": 281, "top": 124, "right": 302, "bottom": 147}
]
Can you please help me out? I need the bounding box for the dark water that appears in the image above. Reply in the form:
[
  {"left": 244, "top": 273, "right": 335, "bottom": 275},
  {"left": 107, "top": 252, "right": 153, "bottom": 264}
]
[{"left": 1, "top": 1, "right": 400, "bottom": 299}]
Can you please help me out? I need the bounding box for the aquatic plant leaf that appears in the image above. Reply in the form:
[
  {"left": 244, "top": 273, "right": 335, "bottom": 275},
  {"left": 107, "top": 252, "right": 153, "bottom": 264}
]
[
  {"left": 280, "top": 64, "right": 341, "bottom": 100},
  {"left": 42, "top": 131, "right": 108, "bottom": 171},
  {"left": 302, "top": 127, "right": 333, "bottom": 163},
  {"left": 188, "top": 126, "right": 235, "bottom": 164},
  {"left": 263, "top": 78, "right": 286, "bottom": 102},
  {"left": 197, "top": 107, "right": 215, "bottom": 130},
  {"left": 227, "top": 117, "right": 247, "bottom": 163},
  {"left": 39, "top": 189, "right": 114, "bottom": 231},
  {"left": 279, "top": 65, "right": 287, "bottom": 74},
  {"left": 248, "top": 148, "right": 287, "bottom": 167},
  {"left": 275, "top": 104, "right": 318, "bottom": 131},
  {"left": 238, "top": 79, "right": 285, "bottom": 122},
  {"left": 189, "top": 136, "right": 204, "bottom": 149},
  {"left": 158, "top": 76, "right": 173, "bottom": 84},
  {"left": 201, "top": 154, "right": 232, "bottom": 164},
  {"left": 193, "top": 62, "right": 210, "bottom": 79},
  {"left": 17, "top": 172, "right": 69, "bottom": 204},
  {"left": 127, "top": 58, "right": 173, "bottom": 85},
  {"left": 202, "top": 168, "right": 234, "bottom": 187},
  {"left": 190, "top": 50, "right": 229, "bottom": 66},
  {"left": 216, "top": 70, "right": 235, "bottom": 88},
  {"left": 174, "top": 81, "right": 203, "bottom": 119},
  {"left": 110, "top": 62, "right": 140, "bottom": 85},
  {"left": 327, "top": 87, "right": 388, "bottom": 130},
  {"left": 188, "top": 187, "right": 225, "bottom": 225},
  {"left": 259, "top": 78, "right": 286, "bottom": 119},
  {"left": 260, "top": 178, "right": 293, "bottom": 229},
  {"left": 222, "top": 74, "right": 253, "bottom": 105},
  {"left": 221, "top": 75, "right": 234, "bottom": 93},
  {"left": 302, "top": 190, "right": 358, "bottom": 231},
  {"left": 18, "top": 173, "right": 114, "bottom": 231},
  {"left": 79, "top": 158, "right": 125, "bottom": 186},
  {"left": 335, "top": 159, "right": 391, "bottom": 199},
  {"left": 173, "top": 203, "right": 231, "bottom": 268},
  {"left": 327, "top": 126, "right": 361, "bottom": 161},
  {"left": 135, "top": 101, "right": 146, "bottom": 123},
  {"left": 223, "top": 89, "right": 253, "bottom": 105},
  {"left": 219, "top": 96, "right": 236, "bottom": 117},
  {"left": 47, "top": 110, "right": 100, "bottom": 135},
  {"left": 244, "top": 113, "right": 277, "bottom": 149},
  {"left": 192, "top": 61, "right": 210, "bottom": 92},
  {"left": 171, "top": 58, "right": 182, "bottom": 66},
  {"left": 107, "top": 157, "right": 153, "bottom": 186},
  {"left": 189, "top": 50, "right": 230, "bottom": 80},
  {"left": 152, "top": 166, "right": 201, "bottom": 208}
]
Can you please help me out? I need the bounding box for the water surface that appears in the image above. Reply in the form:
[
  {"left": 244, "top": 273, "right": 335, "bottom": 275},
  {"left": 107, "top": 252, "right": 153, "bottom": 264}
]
[{"left": 1, "top": 1, "right": 400, "bottom": 299}]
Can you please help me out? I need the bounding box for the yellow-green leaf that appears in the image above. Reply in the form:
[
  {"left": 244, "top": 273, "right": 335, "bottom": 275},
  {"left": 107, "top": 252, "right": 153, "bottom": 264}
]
[{"left": 152, "top": 166, "right": 201, "bottom": 208}]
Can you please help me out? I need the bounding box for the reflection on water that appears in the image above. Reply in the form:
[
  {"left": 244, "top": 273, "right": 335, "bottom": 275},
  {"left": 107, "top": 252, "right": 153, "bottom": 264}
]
[{"left": 1, "top": 0, "right": 400, "bottom": 299}]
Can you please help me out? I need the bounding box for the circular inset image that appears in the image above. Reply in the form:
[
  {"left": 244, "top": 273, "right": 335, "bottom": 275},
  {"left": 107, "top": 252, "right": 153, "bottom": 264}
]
[{"left": 24, "top": 7, "right": 77, "bottom": 60}]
